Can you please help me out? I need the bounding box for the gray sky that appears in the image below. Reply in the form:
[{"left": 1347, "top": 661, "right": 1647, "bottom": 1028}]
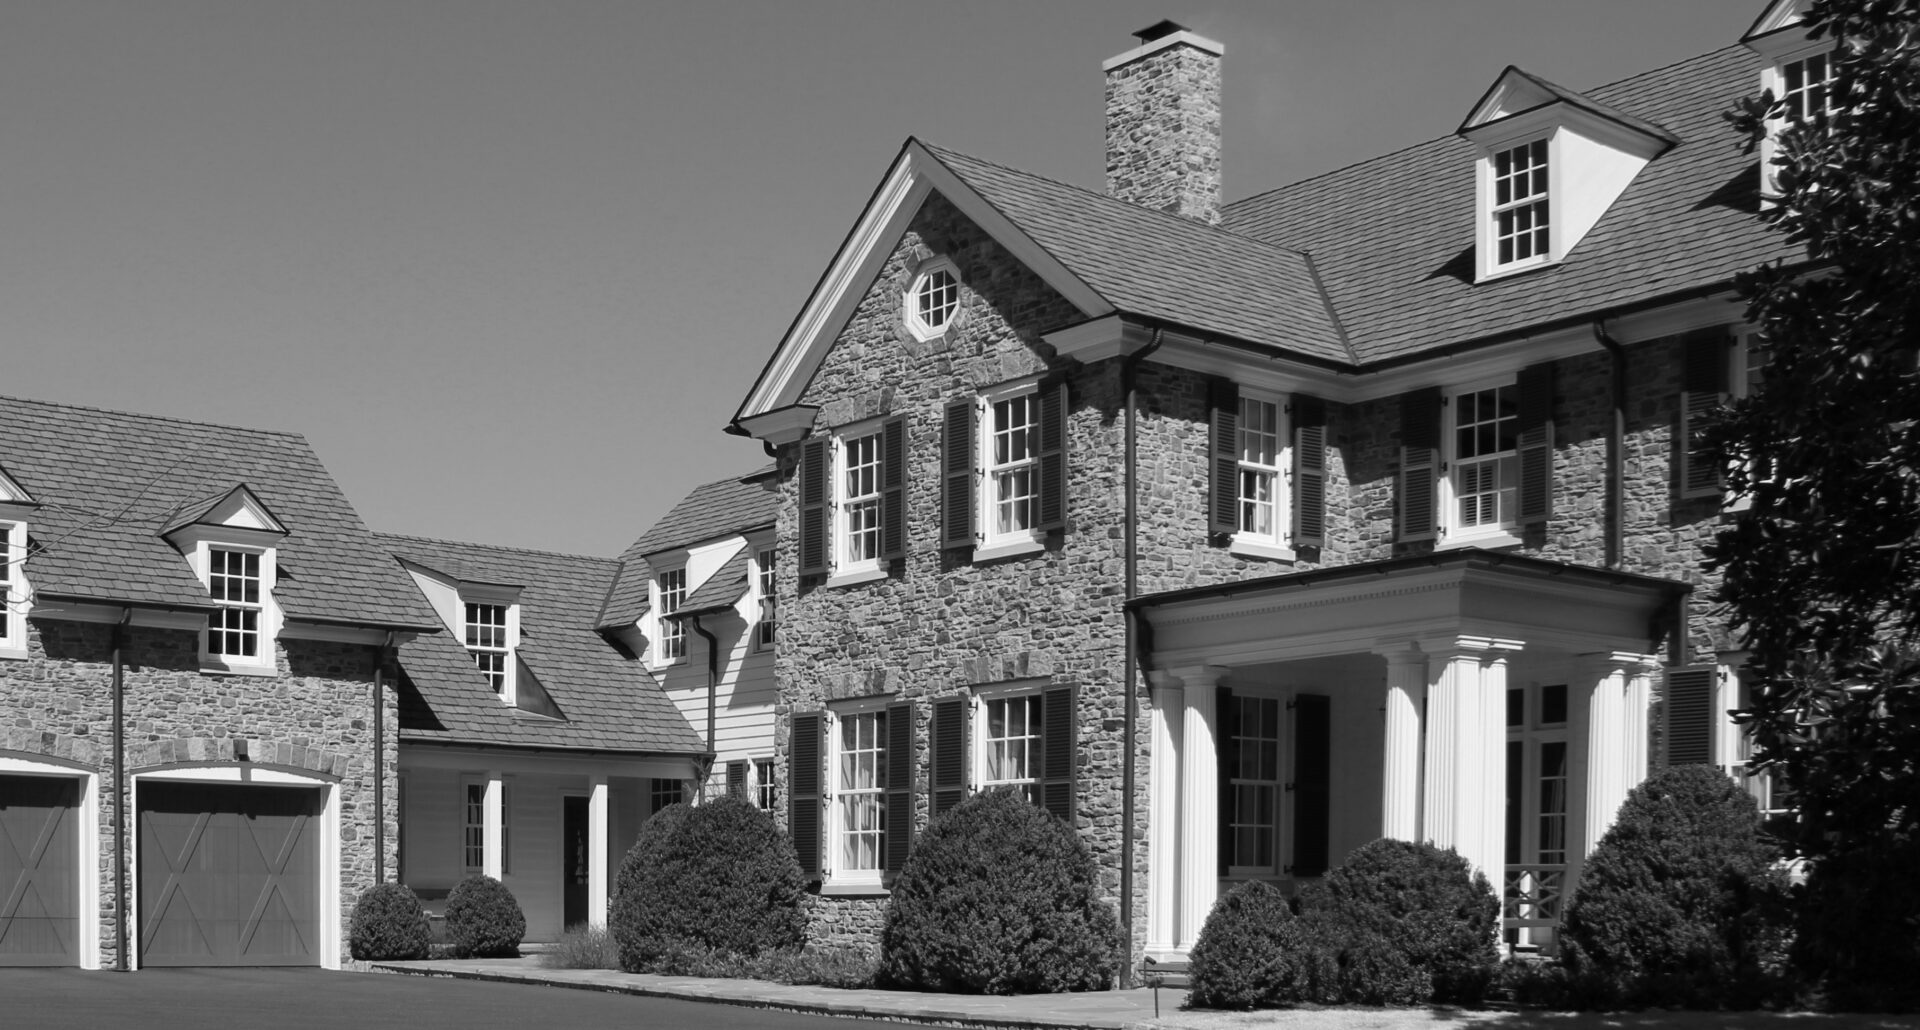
[{"left": 2, "top": 0, "right": 1767, "bottom": 556}]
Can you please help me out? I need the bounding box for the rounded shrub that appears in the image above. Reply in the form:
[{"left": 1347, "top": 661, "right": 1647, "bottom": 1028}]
[
  {"left": 1309, "top": 838, "right": 1500, "bottom": 1005},
  {"left": 880, "top": 788, "right": 1120, "bottom": 994},
  {"left": 1560, "top": 764, "right": 1790, "bottom": 1009},
  {"left": 444, "top": 874, "right": 526, "bottom": 958},
  {"left": 348, "top": 882, "right": 431, "bottom": 961},
  {"left": 1187, "top": 881, "right": 1332, "bottom": 1009},
  {"left": 608, "top": 797, "right": 805, "bottom": 972},
  {"left": 1796, "top": 839, "right": 1920, "bottom": 1012}
]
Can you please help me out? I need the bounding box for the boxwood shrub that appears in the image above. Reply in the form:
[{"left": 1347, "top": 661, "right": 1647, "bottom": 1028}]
[
  {"left": 880, "top": 788, "right": 1119, "bottom": 994},
  {"left": 1310, "top": 838, "right": 1500, "bottom": 1005},
  {"left": 444, "top": 874, "right": 526, "bottom": 958},
  {"left": 1186, "top": 881, "right": 1332, "bottom": 1008},
  {"left": 347, "top": 882, "right": 431, "bottom": 961},
  {"left": 608, "top": 797, "right": 806, "bottom": 972}
]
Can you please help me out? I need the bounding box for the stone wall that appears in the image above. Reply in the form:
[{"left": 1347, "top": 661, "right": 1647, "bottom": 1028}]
[{"left": 0, "top": 618, "right": 391, "bottom": 968}]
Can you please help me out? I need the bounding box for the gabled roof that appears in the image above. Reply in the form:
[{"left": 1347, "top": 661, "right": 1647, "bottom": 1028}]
[
  {"left": 1458, "top": 66, "right": 1680, "bottom": 145},
  {"left": 674, "top": 548, "right": 751, "bottom": 617},
  {"left": 598, "top": 468, "right": 775, "bottom": 629},
  {"left": 0, "top": 461, "right": 39, "bottom": 507},
  {"left": 377, "top": 533, "right": 705, "bottom": 755},
  {"left": 1744, "top": 0, "right": 1810, "bottom": 42},
  {"left": 4, "top": 395, "right": 438, "bottom": 628},
  {"left": 157, "top": 483, "right": 288, "bottom": 538}
]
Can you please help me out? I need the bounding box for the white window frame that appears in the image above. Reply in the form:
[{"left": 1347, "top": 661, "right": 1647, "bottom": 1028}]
[
  {"left": 455, "top": 585, "right": 521, "bottom": 703},
  {"left": 649, "top": 777, "right": 685, "bottom": 816},
  {"left": 0, "top": 519, "right": 28, "bottom": 659},
  {"left": 1717, "top": 662, "right": 1794, "bottom": 828},
  {"left": 461, "top": 778, "right": 510, "bottom": 877},
  {"left": 833, "top": 418, "right": 886, "bottom": 582},
  {"left": 754, "top": 757, "right": 777, "bottom": 811},
  {"left": 464, "top": 601, "right": 510, "bottom": 692},
  {"left": 1232, "top": 392, "right": 1292, "bottom": 557},
  {"left": 975, "top": 379, "right": 1045, "bottom": 559},
  {"left": 1755, "top": 33, "right": 1840, "bottom": 201},
  {"left": 1224, "top": 688, "right": 1288, "bottom": 879},
  {"left": 653, "top": 566, "right": 687, "bottom": 666},
  {"left": 1504, "top": 683, "right": 1571, "bottom": 952},
  {"left": 824, "top": 698, "right": 891, "bottom": 887},
  {"left": 190, "top": 539, "right": 280, "bottom": 675},
  {"left": 972, "top": 684, "right": 1044, "bottom": 805},
  {"left": 904, "top": 259, "right": 962, "bottom": 342},
  {"left": 752, "top": 546, "right": 777, "bottom": 651},
  {"left": 1439, "top": 378, "right": 1523, "bottom": 548},
  {"left": 1489, "top": 137, "right": 1552, "bottom": 272}
]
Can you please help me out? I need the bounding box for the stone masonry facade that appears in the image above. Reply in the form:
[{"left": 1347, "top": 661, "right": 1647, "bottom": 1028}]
[{"left": 0, "top": 618, "right": 393, "bottom": 968}]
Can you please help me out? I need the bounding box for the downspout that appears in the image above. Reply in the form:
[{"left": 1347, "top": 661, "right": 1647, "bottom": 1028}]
[
  {"left": 374, "top": 631, "right": 395, "bottom": 884},
  {"left": 1592, "top": 321, "right": 1628, "bottom": 570},
  {"left": 1118, "top": 327, "right": 1164, "bottom": 988},
  {"left": 690, "top": 613, "right": 720, "bottom": 798},
  {"left": 111, "top": 607, "right": 130, "bottom": 972}
]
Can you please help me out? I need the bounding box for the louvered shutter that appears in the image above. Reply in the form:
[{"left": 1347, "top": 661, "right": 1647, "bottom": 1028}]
[
  {"left": 1216, "top": 687, "right": 1239, "bottom": 876},
  {"left": 1039, "top": 683, "right": 1077, "bottom": 821},
  {"left": 880, "top": 415, "right": 907, "bottom": 560},
  {"left": 1291, "top": 395, "right": 1327, "bottom": 547},
  {"left": 1398, "top": 388, "right": 1442, "bottom": 542},
  {"left": 726, "top": 760, "right": 747, "bottom": 800},
  {"left": 789, "top": 712, "right": 823, "bottom": 878},
  {"left": 1290, "top": 694, "right": 1331, "bottom": 877},
  {"left": 798, "top": 438, "right": 830, "bottom": 577},
  {"left": 1209, "top": 379, "right": 1240, "bottom": 538},
  {"left": 1680, "top": 330, "right": 1731, "bottom": 500},
  {"left": 1665, "top": 666, "right": 1717, "bottom": 766},
  {"left": 1746, "top": 336, "right": 1774, "bottom": 484},
  {"left": 884, "top": 700, "right": 916, "bottom": 873},
  {"left": 929, "top": 696, "right": 970, "bottom": 816},
  {"left": 1516, "top": 361, "right": 1556, "bottom": 525},
  {"left": 942, "top": 399, "right": 975, "bottom": 549},
  {"left": 1037, "top": 381, "right": 1068, "bottom": 533}
]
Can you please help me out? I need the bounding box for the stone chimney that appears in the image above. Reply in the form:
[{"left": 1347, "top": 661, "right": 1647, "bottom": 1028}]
[{"left": 1103, "top": 20, "right": 1224, "bottom": 224}]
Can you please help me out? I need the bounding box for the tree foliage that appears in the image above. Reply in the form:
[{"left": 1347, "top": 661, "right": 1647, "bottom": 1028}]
[{"left": 1711, "top": 0, "right": 1920, "bottom": 1007}]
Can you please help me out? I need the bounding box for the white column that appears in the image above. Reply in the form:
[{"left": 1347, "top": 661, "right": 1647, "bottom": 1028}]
[
  {"left": 1378, "top": 648, "right": 1427, "bottom": 842},
  {"left": 588, "top": 775, "right": 610, "bottom": 928},
  {"left": 1420, "top": 639, "right": 1520, "bottom": 884},
  {"left": 1624, "top": 660, "right": 1653, "bottom": 787},
  {"left": 482, "top": 773, "right": 505, "bottom": 880},
  {"left": 1175, "top": 665, "right": 1225, "bottom": 951},
  {"left": 1475, "top": 648, "right": 1513, "bottom": 888},
  {"left": 1146, "top": 673, "right": 1185, "bottom": 957},
  {"left": 1582, "top": 654, "right": 1633, "bottom": 857}
]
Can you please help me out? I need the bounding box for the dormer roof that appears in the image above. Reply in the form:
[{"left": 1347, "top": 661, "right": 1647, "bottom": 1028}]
[
  {"left": 159, "top": 482, "right": 288, "bottom": 539},
  {"left": 1744, "top": 0, "right": 1811, "bottom": 43},
  {"left": 1458, "top": 66, "right": 1679, "bottom": 148}
]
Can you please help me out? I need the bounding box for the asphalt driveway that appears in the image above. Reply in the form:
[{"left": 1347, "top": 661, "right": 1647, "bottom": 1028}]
[{"left": 2, "top": 967, "right": 913, "bottom": 1030}]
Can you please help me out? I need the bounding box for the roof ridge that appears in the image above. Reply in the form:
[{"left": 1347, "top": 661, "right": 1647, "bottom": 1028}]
[
  {"left": 374, "top": 531, "right": 621, "bottom": 566},
  {"left": 919, "top": 139, "right": 1310, "bottom": 260},
  {"left": 0, "top": 392, "right": 307, "bottom": 440}
]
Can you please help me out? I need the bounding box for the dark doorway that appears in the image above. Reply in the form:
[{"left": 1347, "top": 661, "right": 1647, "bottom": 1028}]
[{"left": 562, "top": 796, "right": 588, "bottom": 929}]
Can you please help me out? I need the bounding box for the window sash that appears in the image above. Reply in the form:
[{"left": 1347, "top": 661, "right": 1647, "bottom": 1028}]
[
  {"left": 987, "top": 394, "right": 1038, "bottom": 538},
  {"left": 207, "top": 548, "right": 263, "bottom": 658},
  {"left": 755, "top": 549, "right": 776, "bottom": 647},
  {"left": 834, "top": 710, "right": 888, "bottom": 873},
  {"left": 1236, "top": 397, "right": 1284, "bottom": 539},
  {"left": 464, "top": 602, "right": 509, "bottom": 689},
  {"left": 1229, "top": 695, "right": 1282, "bottom": 871},
  {"left": 658, "top": 570, "right": 686, "bottom": 660},
  {"left": 754, "top": 758, "right": 777, "bottom": 810},
  {"left": 1782, "top": 53, "right": 1832, "bottom": 122},
  {"left": 837, "top": 431, "right": 884, "bottom": 567},
  {"left": 980, "top": 695, "right": 1043, "bottom": 803},
  {"left": 915, "top": 268, "right": 959, "bottom": 331},
  {"left": 1451, "top": 385, "right": 1520, "bottom": 530},
  {"left": 1492, "top": 140, "right": 1550, "bottom": 265}
]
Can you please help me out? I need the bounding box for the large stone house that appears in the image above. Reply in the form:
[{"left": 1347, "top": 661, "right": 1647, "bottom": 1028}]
[{"left": 729, "top": 2, "right": 1820, "bottom": 965}]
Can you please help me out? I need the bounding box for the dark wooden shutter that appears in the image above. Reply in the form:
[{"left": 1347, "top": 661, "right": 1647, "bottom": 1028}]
[
  {"left": 725, "top": 760, "right": 747, "bottom": 800},
  {"left": 1665, "top": 666, "right": 1717, "bottom": 766},
  {"left": 1290, "top": 694, "right": 1331, "bottom": 877},
  {"left": 1037, "top": 381, "right": 1068, "bottom": 533},
  {"left": 880, "top": 415, "right": 908, "bottom": 560},
  {"left": 1746, "top": 336, "right": 1773, "bottom": 484},
  {"left": 1516, "top": 361, "right": 1556, "bottom": 525},
  {"left": 798, "top": 437, "right": 830, "bottom": 577},
  {"left": 1680, "top": 330, "right": 1731, "bottom": 499},
  {"left": 929, "top": 696, "right": 970, "bottom": 816},
  {"left": 788, "top": 712, "right": 823, "bottom": 878},
  {"left": 1291, "top": 395, "right": 1327, "bottom": 547},
  {"left": 1216, "top": 687, "right": 1239, "bottom": 877},
  {"left": 884, "top": 700, "right": 916, "bottom": 873},
  {"left": 1398, "top": 387, "right": 1442, "bottom": 542},
  {"left": 1039, "top": 683, "right": 1077, "bottom": 822},
  {"left": 1209, "top": 379, "right": 1240, "bottom": 538},
  {"left": 942, "top": 399, "right": 975, "bottom": 549}
]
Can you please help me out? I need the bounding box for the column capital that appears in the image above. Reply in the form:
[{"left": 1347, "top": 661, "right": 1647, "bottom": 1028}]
[
  {"left": 1370, "top": 640, "right": 1428, "bottom": 666},
  {"left": 1416, "top": 635, "right": 1524, "bottom": 661},
  {"left": 1578, "top": 650, "right": 1661, "bottom": 676},
  {"left": 1164, "top": 664, "right": 1230, "bottom": 690}
]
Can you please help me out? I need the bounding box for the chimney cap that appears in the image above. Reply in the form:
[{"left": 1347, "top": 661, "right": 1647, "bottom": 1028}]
[{"left": 1133, "top": 19, "right": 1190, "bottom": 44}]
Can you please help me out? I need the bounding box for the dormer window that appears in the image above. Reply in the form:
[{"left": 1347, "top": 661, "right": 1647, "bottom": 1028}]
[
  {"left": 0, "top": 517, "right": 29, "bottom": 658},
  {"left": 162, "top": 484, "right": 287, "bottom": 674},
  {"left": 207, "top": 548, "right": 264, "bottom": 659},
  {"left": 905, "top": 261, "right": 961, "bottom": 342},
  {"left": 1781, "top": 52, "right": 1833, "bottom": 122},
  {"left": 1492, "top": 140, "right": 1550, "bottom": 268},
  {"left": 655, "top": 568, "right": 686, "bottom": 663},
  {"left": 1745, "top": 0, "right": 1841, "bottom": 202},
  {"left": 465, "top": 602, "right": 509, "bottom": 691}
]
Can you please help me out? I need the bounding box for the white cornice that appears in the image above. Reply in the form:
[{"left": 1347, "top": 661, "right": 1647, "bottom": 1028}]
[{"left": 1100, "top": 29, "right": 1223, "bottom": 72}]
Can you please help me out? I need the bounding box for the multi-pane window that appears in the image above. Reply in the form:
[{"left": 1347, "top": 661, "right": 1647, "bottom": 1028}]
[
  {"left": 1452, "top": 384, "right": 1519, "bottom": 531},
  {"left": 755, "top": 758, "right": 777, "bottom": 811},
  {"left": 465, "top": 602, "right": 508, "bottom": 692},
  {"left": 0, "top": 523, "right": 17, "bottom": 646},
  {"left": 1492, "top": 139, "right": 1550, "bottom": 266},
  {"left": 980, "top": 694, "right": 1043, "bottom": 803},
  {"left": 755, "top": 548, "right": 776, "bottom": 648},
  {"left": 1228, "top": 695, "right": 1282, "bottom": 871},
  {"left": 657, "top": 569, "right": 686, "bottom": 662},
  {"left": 910, "top": 267, "right": 960, "bottom": 337},
  {"left": 1237, "top": 397, "right": 1284, "bottom": 541},
  {"left": 835, "top": 709, "right": 887, "bottom": 876},
  {"left": 1781, "top": 53, "right": 1833, "bottom": 122},
  {"left": 839, "top": 431, "right": 883, "bottom": 568},
  {"left": 988, "top": 393, "right": 1037, "bottom": 539},
  {"left": 463, "top": 782, "right": 509, "bottom": 875},
  {"left": 206, "top": 548, "right": 262, "bottom": 658},
  {"left": 1505, "top": 684, "right": 1568, "bottom": 950},
  {"left": 649, "top": 777, "right": 684, "bottom": 816}
]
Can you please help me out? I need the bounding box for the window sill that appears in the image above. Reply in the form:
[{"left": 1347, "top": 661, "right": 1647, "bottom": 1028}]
[
  {"left": 1228, "top": 538, "right": 1297, "bottom": 563},
  {"left": 972, "top": 537, "right": 1045, "bottom": 563},
  {"left": 824, "top": 566, "right": 889, "bottom": 589},
  {"left": 1436, "top": 529, "right": 1525, "bottom": 552},
  {"left": 818, "top": 881, "right": 890, "bottom": 898},
  {"left": 199, "top": 660, "right": 278, "bottom": 677},
  {"left": 1476, "top": 255, "right": 1557, "bottom": 283},
  {"left": 0, "top": 644, "right": 27, "bottom": 661}
]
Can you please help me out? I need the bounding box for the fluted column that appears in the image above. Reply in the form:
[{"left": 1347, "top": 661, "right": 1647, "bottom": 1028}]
[
  {"left": 1624, "top": 660, "right": 1653, "bottom": 787},
  {"left": 1582, "top": 654, "right": 1631, "bottom": 857},
  {"left": 1377, "top": 648, "right": 1427, "bottom": 842},
  {"left": 482, "top": 773, "right": 505, "bottom": 880},
  {"left": 1174, "top": 665, "right": 1226, "bottom": 950},
  {"left": 1146, "top": 672, "right": 1185, "bottom": 956},
  {"left": 1420, "top": 638, "right": 1521, "bottom": 883},
  {"left": 588, "top": 775, "right": 609, "bottom": 928},
  {"left": 1474, "top": 648, "right": 1514, "bottom": 886}
]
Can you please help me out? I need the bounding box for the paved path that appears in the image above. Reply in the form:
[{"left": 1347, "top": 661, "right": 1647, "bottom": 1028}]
[{"left": 373, "top": 956, "right": 1181, "bottom": 1029}]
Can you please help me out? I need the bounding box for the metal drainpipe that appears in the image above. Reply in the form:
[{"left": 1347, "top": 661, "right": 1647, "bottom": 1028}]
[
  {"left": 1592, "top": 320, "right": 1629, "bottom": 570},
  {"left": 374, "top": 631, "right": 394, "bottom": 884},
  {"left": 111, "top": 607, "right": 131, "bottom": 971},
  {"left": 1118, "top": 327, "right": 1164, "bottom": 988},
  {"left": 690, "top": 613, "right": 720, "bottom": 798}
]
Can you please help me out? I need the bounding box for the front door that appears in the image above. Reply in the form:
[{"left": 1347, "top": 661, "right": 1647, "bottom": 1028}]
[{"left": 562, "top": 796, "right": 587, "bottom": 929}]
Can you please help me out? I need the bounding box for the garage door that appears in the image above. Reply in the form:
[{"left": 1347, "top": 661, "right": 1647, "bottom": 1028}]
[
  {"left": 138, "top": 782, "right": 321, "bottom": 966},
  {"left": 0, "top": 775, "right": 80, "bottom": 966}
]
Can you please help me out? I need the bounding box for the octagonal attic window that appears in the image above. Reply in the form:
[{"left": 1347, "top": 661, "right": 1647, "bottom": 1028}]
[{"left": 906, "top": 264, "right": 960, "bottom": 341}]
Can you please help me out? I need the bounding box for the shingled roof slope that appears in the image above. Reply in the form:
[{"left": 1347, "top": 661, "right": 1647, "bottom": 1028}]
[
  {"left": 598, "top": 468, "right": 775, "bottom": 629},
  {"left": 923, "top": 143, "right": 1352, "bottom": 363},
  {"left": 378, "top": 533, "right": 704, "bottom": 755},
  {"left": 4, "top": 395, "right": 438, "bottom": 628},
  {"left": 1223, "top": 45, "right": 1800, "bottom": 363}
]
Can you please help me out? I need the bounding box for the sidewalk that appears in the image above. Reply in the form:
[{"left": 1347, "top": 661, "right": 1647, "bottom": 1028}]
[{"left": 369, "top": 955, "right": 1179, "bottom": 1029}]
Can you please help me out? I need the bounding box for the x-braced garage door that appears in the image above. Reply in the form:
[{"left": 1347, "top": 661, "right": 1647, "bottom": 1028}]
[
  {"left": 138, "top": 782, "right": 322, "bottom": 966},
  {"left": 0, "top": 775, "right": 80, "bottom": 966}
]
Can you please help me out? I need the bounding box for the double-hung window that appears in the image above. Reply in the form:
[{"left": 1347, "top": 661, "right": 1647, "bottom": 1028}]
[
  {"left": 1781, "top": 52, "right": 1833, "bottom": 123},
  {"left": 206, "top": 547, "right": 264, "bottom": 661},
  {"left": 754, "top": 547, "right": 776, "bottom": 648},
  {"left": 656, "top": 568, "right": 686, "bottom": 663},
  {"left": 650, "top": 777, "right": 684, "bottom": 816},
  {"left": 1491, "top": 139, "right": 1550, "bottom": 269},
  {"left": 463, "top": 780, "right": 510, "bottom": 876},
  {"left": 465, "top": 602, "right": 509, "bottom": 692},
  {"left": 0, "top": 519, "right": 25, "bottom": 656},
  {"left": 1448, "top": 382, "right": 1520, "bottom": 538},
  {"left": 833, "top": 705, "right": 889, "bottom": 884},
  {"left": 1235, "top": 395, "right": 1288, "bottom": 548},
  {"left": 837, "top": 428, "right": 885, "bottom": 574},
  {"left": 1504, "top": 684, "right": 1569, "bottom": 951},
  {"left": 987, "top": 390, "right": 1038, "bottom": 544},
  {"left": 977, "top": 691, "right": 1043, "bottom": 804},
  {"left": 754, "top": 758, "right": 776, "bottom": 811},
  {"left": 1226, "top": 694, "right": 1283, "bottom": 874},
  {"left": 799, "top": 418, "right": 905, "bottom": 586}
]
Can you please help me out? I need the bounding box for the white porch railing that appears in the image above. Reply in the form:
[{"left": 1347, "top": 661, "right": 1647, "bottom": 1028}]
[{"left": 1502, "top": 863, "right": 1566, "bottom": 953}]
